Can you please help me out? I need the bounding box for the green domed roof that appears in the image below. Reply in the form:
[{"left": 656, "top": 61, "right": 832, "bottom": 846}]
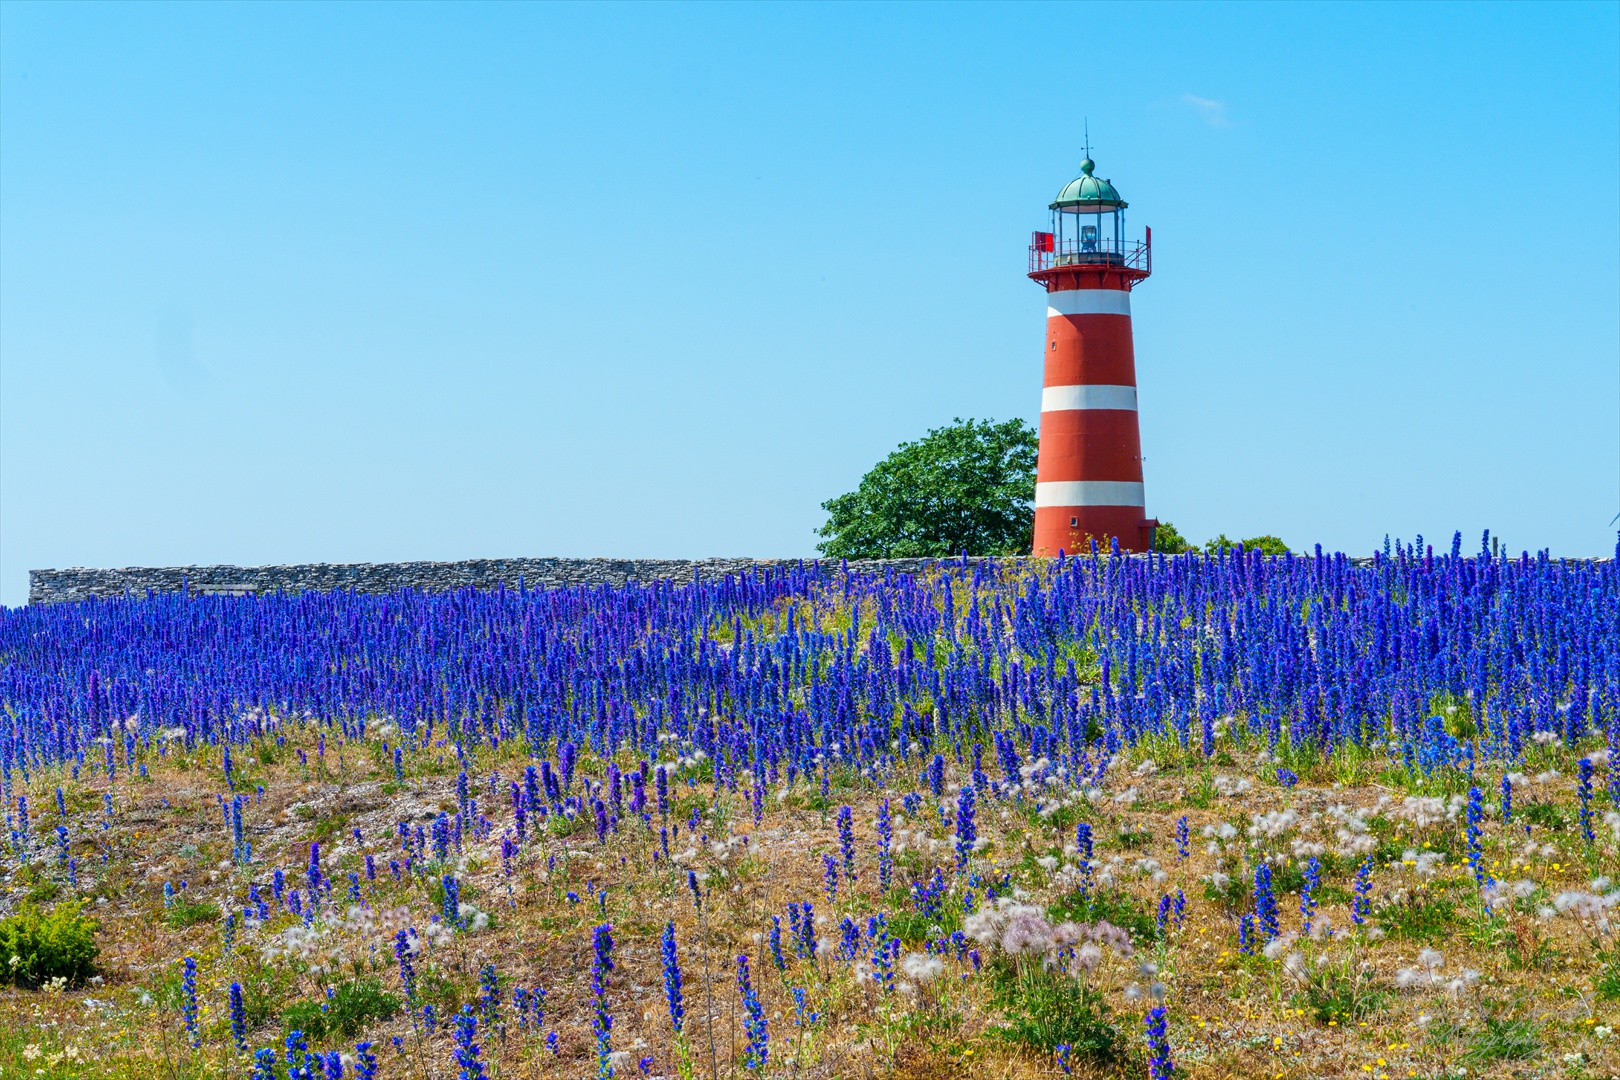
[{"left": 1051, "top": 158, "right": 1126, "bottom": 211}]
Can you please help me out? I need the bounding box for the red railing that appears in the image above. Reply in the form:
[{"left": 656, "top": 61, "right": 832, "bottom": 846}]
[{"left": 1029, "top": 235, "right": 1151, "bottom": 275}]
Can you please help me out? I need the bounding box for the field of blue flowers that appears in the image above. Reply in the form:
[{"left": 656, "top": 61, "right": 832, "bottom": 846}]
[{"left": 0, "top": 538, "right": 1616, "bottom": 1079}]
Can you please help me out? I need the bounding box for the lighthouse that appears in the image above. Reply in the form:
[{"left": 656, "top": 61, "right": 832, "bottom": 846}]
[{"left": 1028, "top": 154, "right": 1157, "bottom": 555}]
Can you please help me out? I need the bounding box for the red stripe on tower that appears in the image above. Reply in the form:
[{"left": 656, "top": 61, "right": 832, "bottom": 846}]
[{"left": 1027, "top": 153, "right": 1157, "bottom": 556}]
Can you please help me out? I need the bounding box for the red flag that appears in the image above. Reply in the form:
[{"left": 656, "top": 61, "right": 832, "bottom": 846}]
[{"left": 1034, "top": 231, "right": 1055, "bottom": 252}]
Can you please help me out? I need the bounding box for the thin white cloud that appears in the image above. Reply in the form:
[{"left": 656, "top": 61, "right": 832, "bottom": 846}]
[{"left": 1182, "top": 94, "right": 1230, "bottom": 128}]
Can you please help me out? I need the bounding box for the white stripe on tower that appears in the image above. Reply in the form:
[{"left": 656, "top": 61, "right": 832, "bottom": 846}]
[
  {"left": 1034, "top": 481, "right": 1146, "bottom": 507},
  {"left": 1040, "top": 384, "right": 1138, "bottom": 412},
  {"left": 1046, "top": 289, "right": 1132, "bottom": 318}
]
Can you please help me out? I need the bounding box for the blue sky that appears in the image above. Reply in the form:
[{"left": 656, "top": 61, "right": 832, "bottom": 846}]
[{"left": 2, "top": 2, "right": 1616, "bottom": 604}]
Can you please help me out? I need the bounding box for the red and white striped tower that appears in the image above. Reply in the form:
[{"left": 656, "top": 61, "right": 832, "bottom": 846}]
[{"left": 1028, "top": 154, "right": 1157, "bottom": 555}]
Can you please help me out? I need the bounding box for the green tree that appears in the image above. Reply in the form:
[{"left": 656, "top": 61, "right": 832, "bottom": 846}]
[
  {"left": 1150, "top": 521, "right": 1195, "bottom": 554},
  {"left": 815, "top": 418, "right": 1037, "bottom": 559},
  {"left": 1203, "top": 533, "right": 1290, "bottom": 556}
]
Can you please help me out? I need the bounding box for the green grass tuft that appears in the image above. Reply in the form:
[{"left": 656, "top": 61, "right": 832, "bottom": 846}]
[
  {"left": 1379, "top": 896, "right": 1455, "bottom": 943},
  {"left": 281, "top": 977, "right": 401, "bottom": 1043},
  {"left": 985, "top": 961, "right": 1119, "bottom": 1060},
  {"left": 1048, "top": 888, "right": 1160, "bottom": 945},
  {"left": 165, "top": 897, "right": 220, "bottom": 930},
  {"left": 1291, "top": 951, "right": 1387, "bottom": 1025},
  {"left": 1462, "top": 1014, "right": 1539, "bottom": 1064}
]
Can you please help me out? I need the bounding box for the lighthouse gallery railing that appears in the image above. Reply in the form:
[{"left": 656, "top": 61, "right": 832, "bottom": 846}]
[{"left": 1028, "top": 237, "right": 1151, "bottom": 276}]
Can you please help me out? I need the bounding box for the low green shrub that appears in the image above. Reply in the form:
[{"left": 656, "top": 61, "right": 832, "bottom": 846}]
[
  {"left": 0, "top": 901, "right": 98, "bottom": 986},
  {"left": 25, "top": 881, "right": 60, "bottom": 905}
]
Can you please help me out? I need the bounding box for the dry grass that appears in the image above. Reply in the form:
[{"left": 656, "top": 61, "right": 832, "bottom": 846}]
[{"left": 1, "top": 725, "right": 1616, "bottom": 1080}]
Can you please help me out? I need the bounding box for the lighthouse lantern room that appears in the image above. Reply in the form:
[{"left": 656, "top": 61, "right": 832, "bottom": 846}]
[{"left": 1028, "top": 153, "right": 1157, "bottom": 556}]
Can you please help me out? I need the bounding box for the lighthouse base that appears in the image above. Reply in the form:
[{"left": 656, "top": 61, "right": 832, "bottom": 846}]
[{"left": 1033, "top": 507, "right": 1158, "bottom": 557}]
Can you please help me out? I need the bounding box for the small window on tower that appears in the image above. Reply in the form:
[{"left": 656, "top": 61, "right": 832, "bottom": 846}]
[
  {"left": 1051, "top": 341, "right": 1057, "bottom": 351},
  {"left": 1070, "top": 517, "right": 1078, "bottom": 527}
]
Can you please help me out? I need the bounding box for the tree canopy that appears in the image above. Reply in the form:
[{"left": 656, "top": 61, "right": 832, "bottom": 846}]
[
  {"left": 1152, "top": 522, "right": 1291, "bottom": 556},
  {"left": 1204, "top": 533, "right": 1290, "bottom": 556},
  {"left": 815, "top": 418, "right": 1037, "bottom": 559},
  {"left": 1150, "top": 521, "right": 1194, "bottom": 554}
]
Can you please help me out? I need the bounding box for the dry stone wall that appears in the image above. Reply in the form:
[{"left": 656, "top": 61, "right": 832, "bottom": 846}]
[
  {"left": 28, "top": 551, "right": 1459, "bottom": 605},
  {"left": 26, "top": 556, "right": 1006, "bottom": 604}
]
